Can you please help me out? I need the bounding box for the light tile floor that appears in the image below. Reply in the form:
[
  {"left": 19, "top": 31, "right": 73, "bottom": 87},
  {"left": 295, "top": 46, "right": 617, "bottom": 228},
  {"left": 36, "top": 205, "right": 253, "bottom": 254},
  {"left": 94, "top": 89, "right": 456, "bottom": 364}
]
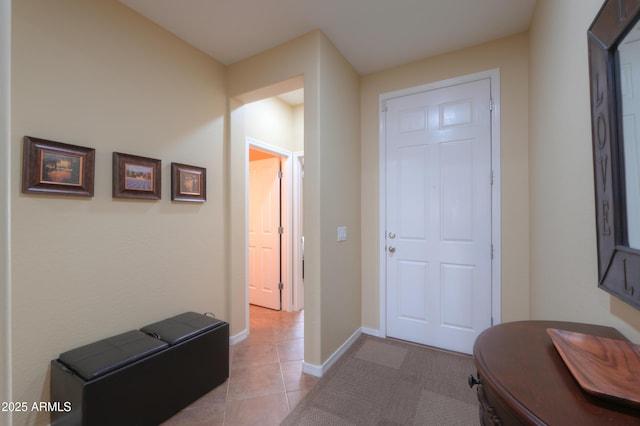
[{"left": 163, "top": 305, "right": 319, "bottom": 426}]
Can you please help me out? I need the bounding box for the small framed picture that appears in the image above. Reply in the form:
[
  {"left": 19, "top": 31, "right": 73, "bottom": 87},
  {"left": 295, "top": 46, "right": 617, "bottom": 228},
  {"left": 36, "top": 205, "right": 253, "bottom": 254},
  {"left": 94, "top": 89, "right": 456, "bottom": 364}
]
[
  {"left": 113, "top": 152, "right": 161, "bottom": 200},
  {"left": 22, "top": 136, "right": 95, "bottom": 197},
  {"left": 171, "top": 162, "right": 206, "bottom": 202}
]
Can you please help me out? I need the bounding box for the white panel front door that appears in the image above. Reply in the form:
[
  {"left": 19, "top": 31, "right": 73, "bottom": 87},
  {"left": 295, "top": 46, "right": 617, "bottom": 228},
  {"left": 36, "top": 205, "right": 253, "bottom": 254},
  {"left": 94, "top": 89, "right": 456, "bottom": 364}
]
[
  {"left": 249, "top": 157, "right": 281, "bottom": 310},
  {"left": 385, "top": 78, "right": 492, "bottom": 354}
]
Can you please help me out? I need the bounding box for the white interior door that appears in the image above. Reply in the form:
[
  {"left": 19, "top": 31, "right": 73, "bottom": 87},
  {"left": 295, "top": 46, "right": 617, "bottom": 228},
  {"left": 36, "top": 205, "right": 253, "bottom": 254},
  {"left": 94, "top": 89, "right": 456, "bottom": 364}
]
[
  {"left": 249, "top": 157, "right": 281, "bottom": 310},
  {"left": 385, "top": 78, "right": 493, "bottom": 354}
]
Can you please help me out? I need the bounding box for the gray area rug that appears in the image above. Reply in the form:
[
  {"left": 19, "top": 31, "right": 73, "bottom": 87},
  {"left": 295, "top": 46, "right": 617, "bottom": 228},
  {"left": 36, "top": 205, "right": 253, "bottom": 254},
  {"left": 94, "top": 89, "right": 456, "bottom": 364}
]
[{"left": 282, "top": 334, "right": 479, "bottom": 425}]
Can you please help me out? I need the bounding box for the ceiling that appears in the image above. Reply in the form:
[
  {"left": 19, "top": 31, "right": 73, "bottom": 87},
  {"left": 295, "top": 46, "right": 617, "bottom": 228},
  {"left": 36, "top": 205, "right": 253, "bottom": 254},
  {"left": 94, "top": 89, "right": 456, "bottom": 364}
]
[
  {"left": 120, "top": 0, "right": 537, "bottom": 77},
  {"left": 120, "top": 1, "right": 537, "bottom": 107}
]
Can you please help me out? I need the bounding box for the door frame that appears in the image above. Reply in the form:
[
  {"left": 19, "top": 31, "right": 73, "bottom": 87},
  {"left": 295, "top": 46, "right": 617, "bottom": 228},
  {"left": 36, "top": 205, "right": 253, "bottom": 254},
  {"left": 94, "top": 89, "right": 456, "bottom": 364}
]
[
  {"left": 378, "top": 69, "right": 502, "bottom": 338},
  {"left": 292, "top": 152, "right": 304, "bottom": 311},
  {"left": 247, "top": 137, "right": 299, "bottom": 311}
]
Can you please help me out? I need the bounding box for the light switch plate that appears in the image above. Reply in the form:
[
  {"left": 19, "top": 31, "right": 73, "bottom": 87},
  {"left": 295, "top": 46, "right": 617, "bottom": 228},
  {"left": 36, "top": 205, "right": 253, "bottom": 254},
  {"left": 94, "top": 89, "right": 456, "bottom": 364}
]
[{"left": 337, "top": 226, "right": 347, "bottom": 241}]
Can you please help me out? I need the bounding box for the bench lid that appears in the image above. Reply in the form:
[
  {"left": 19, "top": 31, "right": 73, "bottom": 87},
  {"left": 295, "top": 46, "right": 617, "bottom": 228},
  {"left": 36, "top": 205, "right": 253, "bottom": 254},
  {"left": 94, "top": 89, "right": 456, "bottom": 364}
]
[
  {"left": 58, "top": 330, "right": 168, "bottom": 381},
  {"left": 140, "top": 312, "right": 224, "bottom": 345}
]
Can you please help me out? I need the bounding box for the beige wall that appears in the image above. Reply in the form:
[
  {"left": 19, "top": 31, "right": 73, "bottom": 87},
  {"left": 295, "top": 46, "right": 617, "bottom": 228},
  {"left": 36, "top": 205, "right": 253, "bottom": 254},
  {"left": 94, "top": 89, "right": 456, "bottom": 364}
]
[
  {"left": 360, "top": 33, "right": 530, "bottom": 330},
  {"left": 1, "top": 0, "right": 10, "bottom": 421},
  {"left": 10, "top": 1, "right": 227, "bottom": 424},
  {"left": 245, "top": 96, "right": 304, "bottom": 152},
  {"left": 228, "top": 31, "right": 361, "bottom": 366},
  {"left": 292, "top": 105, "right": 304, "bottom": 151},
  {"left": 316, "top": 34, "right": 361, "bottom": 361},
  {"left": 529, "top": 0, "right": 640, "bottom": 339}
]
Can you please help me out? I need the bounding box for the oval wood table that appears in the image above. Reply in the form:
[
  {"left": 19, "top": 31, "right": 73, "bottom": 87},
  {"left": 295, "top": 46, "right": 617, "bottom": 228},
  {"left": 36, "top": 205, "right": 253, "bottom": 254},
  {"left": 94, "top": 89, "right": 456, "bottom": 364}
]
[{"left": 469, "top": 321, "right": 640, "bottom": 425}]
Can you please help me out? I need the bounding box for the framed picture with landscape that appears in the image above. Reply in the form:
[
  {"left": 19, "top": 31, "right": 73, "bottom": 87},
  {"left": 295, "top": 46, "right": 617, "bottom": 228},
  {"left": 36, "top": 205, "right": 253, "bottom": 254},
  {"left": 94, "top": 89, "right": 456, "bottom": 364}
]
[
  {"left": 112, "top": 152, "right": 161, "bottom": 200},
  {"left": 171, "top": 162, "right": 206, "bottom": 202},
  {"left": 22, "top": 136, "right": 95, "bottom": 197}
]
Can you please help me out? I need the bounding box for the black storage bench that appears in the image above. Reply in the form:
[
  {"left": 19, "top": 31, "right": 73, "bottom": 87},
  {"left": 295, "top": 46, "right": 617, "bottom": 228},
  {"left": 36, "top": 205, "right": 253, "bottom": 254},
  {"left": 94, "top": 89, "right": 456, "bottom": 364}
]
[{"left": 50, "top": 312, "right": 229, "bottom": 425}]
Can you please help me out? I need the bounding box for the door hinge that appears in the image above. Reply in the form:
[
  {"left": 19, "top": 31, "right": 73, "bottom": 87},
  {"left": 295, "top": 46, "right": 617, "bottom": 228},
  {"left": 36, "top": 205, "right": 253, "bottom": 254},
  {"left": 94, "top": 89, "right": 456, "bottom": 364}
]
[
  {"left": 491, "top": 317, "right": 494, "bottom": 326},
  {"left": 491, "top": 244, "right": 494, "bottom": 260},
  {"left": 490, "top": 170, "right": 494, "bottom": 185},
  {"left": 278, "top": 226, "right": 284, "bottom": 235},
  {"left": 489, "top": 98, "right": 495, "bottom": 111},
  {"left": 278, "top": 170, "right": 283, "bottom": 179},
  {"left": 278, "top": 282, "right": 284, "bottom": 290}
]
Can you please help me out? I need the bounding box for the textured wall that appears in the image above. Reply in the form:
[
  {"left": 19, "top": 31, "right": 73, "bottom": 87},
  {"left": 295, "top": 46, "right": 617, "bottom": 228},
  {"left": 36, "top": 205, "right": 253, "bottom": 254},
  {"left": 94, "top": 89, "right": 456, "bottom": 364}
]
[{"left": 11, "top": 1, "right": 227, "bottom": 423}]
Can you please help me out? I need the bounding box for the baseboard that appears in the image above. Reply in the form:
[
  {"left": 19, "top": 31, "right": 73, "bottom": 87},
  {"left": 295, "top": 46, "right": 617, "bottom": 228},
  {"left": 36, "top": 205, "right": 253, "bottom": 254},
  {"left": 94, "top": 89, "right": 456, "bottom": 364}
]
[
  {"left": 301, "top": 360, "right": 323, "bottom": 377},
  {"left": 302, "top": 327, "right": 362, "bottom": 377},
  {"left": 233, "top": 326, "right": 379, "bottom": 375},
  {"left": 361, "top": 327, "right": 382, "bottom": 337},
  {"left": 229, "top": 328, "right": 248, "bottom": 345}
]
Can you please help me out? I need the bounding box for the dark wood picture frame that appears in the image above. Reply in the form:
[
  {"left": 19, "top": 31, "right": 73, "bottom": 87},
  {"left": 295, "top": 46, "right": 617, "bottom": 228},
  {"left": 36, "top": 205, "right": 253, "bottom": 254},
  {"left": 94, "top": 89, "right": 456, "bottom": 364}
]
[
  {"left": 113, "top": 152, "right": 161, "bottom": 200},
  {"left": 22, "top": 136, "right": 95, "bottom": 197},
  {"left": 589, "top": 0, "right": 640, "bottom": 309},
  {"left": 171, "top": 162, "right": 206, "bottom": 202}
]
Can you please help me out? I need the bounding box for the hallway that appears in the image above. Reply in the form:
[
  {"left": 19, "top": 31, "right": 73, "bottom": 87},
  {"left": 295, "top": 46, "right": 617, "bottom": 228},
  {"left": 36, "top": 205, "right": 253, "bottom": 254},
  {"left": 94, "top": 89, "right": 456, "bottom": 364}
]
[{"left": 163, "top": 305, "right": 318, "bottom": 425}]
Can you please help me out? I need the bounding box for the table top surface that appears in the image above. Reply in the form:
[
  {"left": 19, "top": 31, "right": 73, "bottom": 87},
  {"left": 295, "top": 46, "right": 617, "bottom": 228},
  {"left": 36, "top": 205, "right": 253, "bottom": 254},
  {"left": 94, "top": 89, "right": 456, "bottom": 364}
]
[{"left": 473, "top": 320, "right": 640, "bottom": 425}]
